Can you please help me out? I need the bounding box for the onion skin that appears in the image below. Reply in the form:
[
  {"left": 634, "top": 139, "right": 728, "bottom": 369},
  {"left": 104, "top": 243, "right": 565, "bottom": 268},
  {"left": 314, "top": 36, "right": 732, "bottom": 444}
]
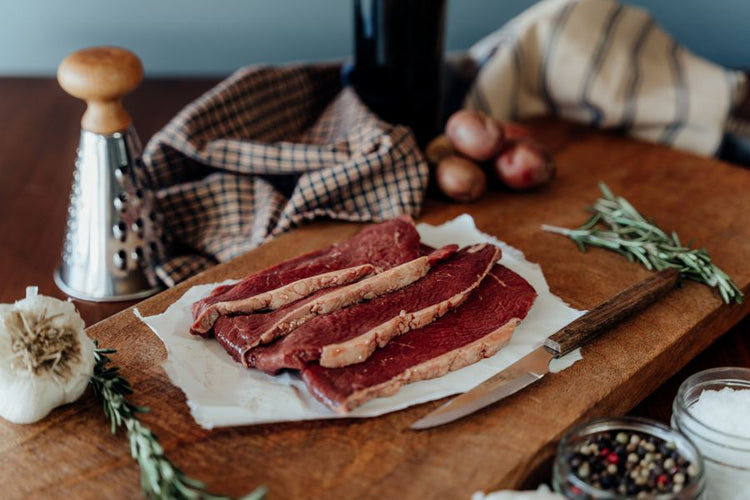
[
  {"left": 445, "top": 110, "right": 505, "bottom": 162},
  {"left": 424, "top": 134, "right": 456, "bottom": 165},
  {"left": 436, "top": 155, "right": 487, "bottom": 202},
  {"left": 494, "top": 140, "right": 556, "bottom": 190}
]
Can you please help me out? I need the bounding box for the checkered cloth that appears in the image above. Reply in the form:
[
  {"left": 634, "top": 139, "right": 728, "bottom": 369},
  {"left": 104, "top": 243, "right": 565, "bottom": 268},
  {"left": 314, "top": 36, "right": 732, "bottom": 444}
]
[{"left": 141, "top": 64, "right": 429, "bottom": 286}]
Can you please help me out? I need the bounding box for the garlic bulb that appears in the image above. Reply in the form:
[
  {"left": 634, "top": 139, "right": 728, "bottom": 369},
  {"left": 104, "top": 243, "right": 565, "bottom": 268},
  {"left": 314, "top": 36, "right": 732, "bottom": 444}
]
[{"left": 0, "top": 287, "right": 95, "bottom": 424}]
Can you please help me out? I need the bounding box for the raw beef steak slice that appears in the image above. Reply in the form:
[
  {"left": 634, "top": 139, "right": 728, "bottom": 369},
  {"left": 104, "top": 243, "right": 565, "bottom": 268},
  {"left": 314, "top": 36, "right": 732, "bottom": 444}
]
[
  {"left": 247, "top": 243, "right": 501, "bottom": 374},
  {"left": 193, "top": 264, "right": 378, "bottom": 336},
  {"left": 301, "top": 264, "right": 537, "bottom": 413},
  {"left": 214, "top": 245, "right": 458, "bottom": 364},
  {"left": 191, "top": 216, "right": 421, "bottom": 336}
]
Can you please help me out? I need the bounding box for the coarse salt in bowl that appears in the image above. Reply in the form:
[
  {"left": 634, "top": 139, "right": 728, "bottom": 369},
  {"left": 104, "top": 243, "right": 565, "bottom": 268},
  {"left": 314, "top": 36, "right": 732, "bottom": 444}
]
[{"left": 671, "top": 367, "right": 750, "bottom": 500}]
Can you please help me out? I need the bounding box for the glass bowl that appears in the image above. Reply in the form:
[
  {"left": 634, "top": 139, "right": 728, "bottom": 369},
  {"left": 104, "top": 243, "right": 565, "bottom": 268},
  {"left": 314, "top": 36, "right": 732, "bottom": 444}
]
[
  {"left": 671, "top": 367, "right": 750, "bottom": 500},
  {"left": 553, "top": 416, "right": 705, "bottom": 499}
]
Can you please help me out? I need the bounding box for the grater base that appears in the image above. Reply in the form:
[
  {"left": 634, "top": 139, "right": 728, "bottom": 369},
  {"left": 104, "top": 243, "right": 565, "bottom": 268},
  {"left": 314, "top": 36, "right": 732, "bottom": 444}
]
[{"left": 54, "top": 267, "right": 162, "bottom": 303}]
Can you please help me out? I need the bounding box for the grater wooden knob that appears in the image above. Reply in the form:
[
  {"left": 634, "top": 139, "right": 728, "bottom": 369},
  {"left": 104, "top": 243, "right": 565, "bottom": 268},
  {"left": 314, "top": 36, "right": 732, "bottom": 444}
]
[
  {"left": 57, "top": 46, "right": 144, "bottom": 135},
  {"left": 54, "top": 46, "right": 164, "bottom": 302}
]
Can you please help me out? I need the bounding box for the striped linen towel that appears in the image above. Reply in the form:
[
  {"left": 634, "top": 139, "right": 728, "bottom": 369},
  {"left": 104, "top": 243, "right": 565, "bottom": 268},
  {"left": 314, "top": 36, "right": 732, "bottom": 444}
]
[
  {"left": 466, "top": 0, "right": 746, "bottom": 156},
  {"left": 141, "top": 64, "right": 428, "bottom": 286}
]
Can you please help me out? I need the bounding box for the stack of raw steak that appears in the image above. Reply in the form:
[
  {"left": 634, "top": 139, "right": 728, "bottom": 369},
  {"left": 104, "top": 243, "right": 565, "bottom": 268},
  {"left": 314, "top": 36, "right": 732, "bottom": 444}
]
[{"left": 190, "top": 217, "right": 537, "bottom": 413}]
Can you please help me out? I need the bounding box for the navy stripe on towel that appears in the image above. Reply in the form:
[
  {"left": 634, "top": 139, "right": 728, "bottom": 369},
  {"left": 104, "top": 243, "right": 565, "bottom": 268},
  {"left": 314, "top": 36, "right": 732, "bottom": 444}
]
[
  {"left": 539, "top": 1, "right": 577, "bottom": 117},
  {"left": 620, "top": 18, "right": 655, "bottom": 131},
  {"left": 661, "top": 39, "right": 687, "bottom": 145},
  {"left": 581, "top": 4, "right": 625, "bottom": 127}
]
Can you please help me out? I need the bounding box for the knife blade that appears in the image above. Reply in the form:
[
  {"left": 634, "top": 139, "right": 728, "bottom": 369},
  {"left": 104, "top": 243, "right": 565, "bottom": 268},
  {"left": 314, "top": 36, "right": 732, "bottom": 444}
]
[{"left": 410, "top": 268, "right": 680, "bottom": 430}]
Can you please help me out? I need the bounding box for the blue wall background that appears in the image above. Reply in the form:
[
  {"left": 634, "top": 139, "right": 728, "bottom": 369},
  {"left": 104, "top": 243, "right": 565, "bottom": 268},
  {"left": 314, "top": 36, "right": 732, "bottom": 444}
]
[{"left": 0, "top": 0, "right": 746, "bottom": 76}]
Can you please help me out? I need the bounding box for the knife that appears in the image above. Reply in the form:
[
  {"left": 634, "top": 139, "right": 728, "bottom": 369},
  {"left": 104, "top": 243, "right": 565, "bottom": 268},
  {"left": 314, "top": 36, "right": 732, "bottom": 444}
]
[{"left": 410, "top": 268, "right": 680, "bottom": 430}]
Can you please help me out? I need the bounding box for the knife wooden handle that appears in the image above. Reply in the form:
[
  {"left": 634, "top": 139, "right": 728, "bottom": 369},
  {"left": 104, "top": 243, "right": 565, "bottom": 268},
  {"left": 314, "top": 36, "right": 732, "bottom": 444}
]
[{"left": 544, "top": 268, "right": 680, "bottom": 357}]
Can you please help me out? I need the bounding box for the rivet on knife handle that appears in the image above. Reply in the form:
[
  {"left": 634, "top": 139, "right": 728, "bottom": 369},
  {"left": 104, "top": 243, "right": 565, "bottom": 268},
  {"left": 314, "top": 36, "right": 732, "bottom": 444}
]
[{"left": 544, "top": 268, "right": 680, "bottom": 357}]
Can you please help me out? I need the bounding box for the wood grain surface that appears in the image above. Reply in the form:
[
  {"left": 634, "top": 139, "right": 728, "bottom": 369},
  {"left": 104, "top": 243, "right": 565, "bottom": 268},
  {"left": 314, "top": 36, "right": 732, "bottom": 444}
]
[
  {"left": 57, "top": 47, "right": 144, "bottom": 135},
  {"left": 0, "top": 78, "right": 749, "bottom": 499}
]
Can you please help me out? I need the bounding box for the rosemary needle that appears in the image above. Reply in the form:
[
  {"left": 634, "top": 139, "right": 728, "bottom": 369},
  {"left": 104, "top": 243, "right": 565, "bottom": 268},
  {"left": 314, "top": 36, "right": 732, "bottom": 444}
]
[
  {"left": 90, "top": 345, "right": 267, "bottom": 500},
  {"left": 542, "top": 182, "right": 743, "bottom": 304}
]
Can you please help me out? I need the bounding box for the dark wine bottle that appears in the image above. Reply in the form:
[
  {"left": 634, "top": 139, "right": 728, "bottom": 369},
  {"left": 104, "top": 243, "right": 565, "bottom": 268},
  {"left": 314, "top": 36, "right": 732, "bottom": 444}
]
[{"left": 350, "top": 0, "right": 447, "bottom": 147}]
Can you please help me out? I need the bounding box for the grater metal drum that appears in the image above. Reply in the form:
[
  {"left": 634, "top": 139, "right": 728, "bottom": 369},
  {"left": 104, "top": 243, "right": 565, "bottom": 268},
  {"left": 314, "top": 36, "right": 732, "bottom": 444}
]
[{"left": 54, "top": 47, "right": 165, "bottom": 302}]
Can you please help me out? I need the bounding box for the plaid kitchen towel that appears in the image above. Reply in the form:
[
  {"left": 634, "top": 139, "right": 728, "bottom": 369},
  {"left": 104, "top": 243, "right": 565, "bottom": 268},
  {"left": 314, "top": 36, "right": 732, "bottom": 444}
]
[
  {"left": 141, "top": 64, "right": 429, "bottom": 286},
  {"left": 467, "top": 0, "right": 746, "bottom": 156}
]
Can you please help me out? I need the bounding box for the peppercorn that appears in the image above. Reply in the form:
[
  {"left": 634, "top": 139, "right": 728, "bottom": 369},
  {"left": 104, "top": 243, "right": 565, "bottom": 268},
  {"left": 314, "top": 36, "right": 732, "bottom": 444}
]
[
  {"left": 687, "top": 464, "right": 699, "bottom": 477},
  {"left": 566, "top": 429, "right": 695, "bottom": 496}
]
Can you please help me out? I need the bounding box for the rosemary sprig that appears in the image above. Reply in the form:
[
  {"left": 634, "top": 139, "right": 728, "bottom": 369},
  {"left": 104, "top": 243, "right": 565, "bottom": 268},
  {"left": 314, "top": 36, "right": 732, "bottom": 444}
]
[
  {"left": 542, "top": 182, "right": 743, "bottom": 304},
  {"left": 90, "top": 346, "right": 267, "bottom": 500}
]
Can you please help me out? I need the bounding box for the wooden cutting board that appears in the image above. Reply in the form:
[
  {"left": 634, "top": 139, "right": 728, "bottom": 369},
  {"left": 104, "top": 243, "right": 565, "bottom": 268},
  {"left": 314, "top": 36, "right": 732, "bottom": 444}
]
[{"left": 2, "top": 119, "right": 749, "bottom": 499}]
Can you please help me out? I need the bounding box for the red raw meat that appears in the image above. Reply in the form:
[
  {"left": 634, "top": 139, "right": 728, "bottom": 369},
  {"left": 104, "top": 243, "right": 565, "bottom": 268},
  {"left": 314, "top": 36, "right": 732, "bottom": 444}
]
[
  {"left": 191, "top": 216, "right": 421, "bottom": 336},
  {"left": 301, "top": 264, "right": 537, "bottom": 413},
  {"left": 214, "top": 245, "right": 458, "bottom": 363},
  {"left": 247, "top": 243, "right": 501, "bottom": 373}
]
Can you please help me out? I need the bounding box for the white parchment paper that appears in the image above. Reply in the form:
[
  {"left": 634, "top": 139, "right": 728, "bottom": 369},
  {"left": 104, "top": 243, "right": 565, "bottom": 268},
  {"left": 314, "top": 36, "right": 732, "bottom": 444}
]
[{"left": 137, "top": 215, "right": 585, "bottom": 429}]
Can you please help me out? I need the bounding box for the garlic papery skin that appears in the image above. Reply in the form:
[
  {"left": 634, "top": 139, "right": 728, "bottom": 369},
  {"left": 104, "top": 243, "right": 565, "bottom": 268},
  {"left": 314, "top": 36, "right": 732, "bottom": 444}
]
[{"left": 0, "top": 287, "right": 95, "bottom": 424}]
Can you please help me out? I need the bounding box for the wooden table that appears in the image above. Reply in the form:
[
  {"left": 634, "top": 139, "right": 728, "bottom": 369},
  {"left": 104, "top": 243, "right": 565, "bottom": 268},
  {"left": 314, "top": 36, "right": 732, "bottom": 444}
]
[{"left": 1, "top": 77, "right": 749, "bottom": 498}]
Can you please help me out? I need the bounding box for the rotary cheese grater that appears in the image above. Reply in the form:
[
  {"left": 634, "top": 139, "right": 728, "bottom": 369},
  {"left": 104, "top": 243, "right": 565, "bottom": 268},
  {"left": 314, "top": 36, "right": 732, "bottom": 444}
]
[{"left": 54, "top": 47, "right": 165, "bottom": 302}]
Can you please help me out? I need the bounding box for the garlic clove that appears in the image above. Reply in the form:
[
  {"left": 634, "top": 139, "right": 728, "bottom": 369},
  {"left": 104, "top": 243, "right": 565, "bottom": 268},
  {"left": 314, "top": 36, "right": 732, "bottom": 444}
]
[
  {"left": 0, "top": 288, "right": 95, "bottom": 424},
  {"left": 0, "top": 371, "right": 69, "bottom": 424}
]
